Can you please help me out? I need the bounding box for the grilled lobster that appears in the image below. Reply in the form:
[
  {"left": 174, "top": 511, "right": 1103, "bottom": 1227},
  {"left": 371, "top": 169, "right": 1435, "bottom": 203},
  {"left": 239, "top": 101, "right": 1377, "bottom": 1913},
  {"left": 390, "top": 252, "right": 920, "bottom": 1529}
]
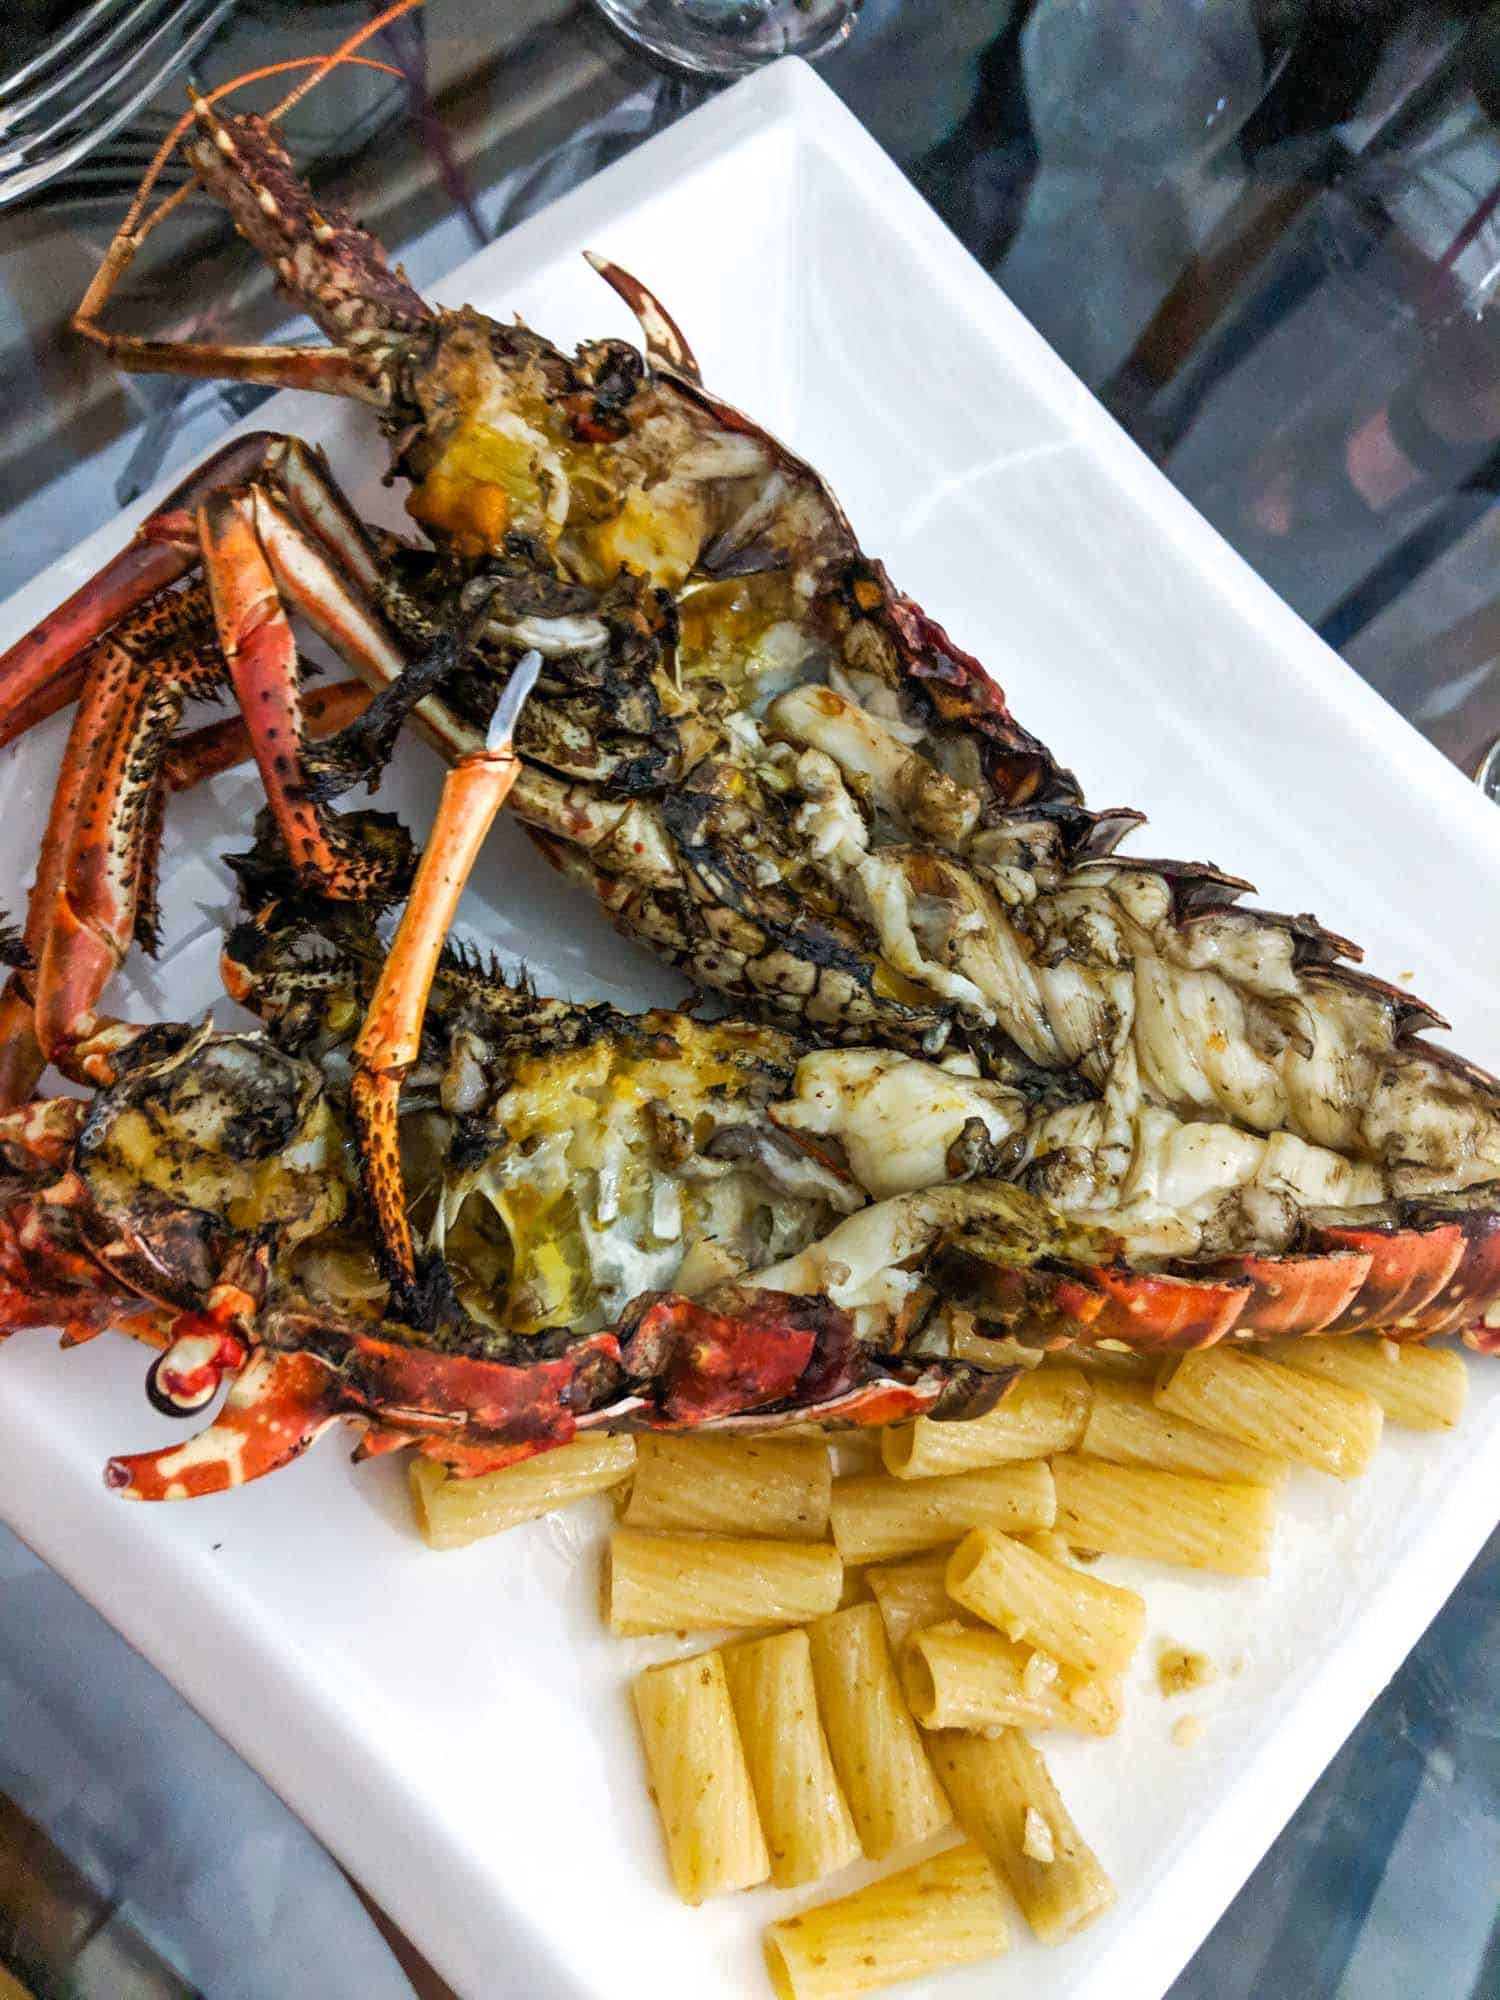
[{"left": 0, "top": 10, "right": 1497, "bottom": 1502}]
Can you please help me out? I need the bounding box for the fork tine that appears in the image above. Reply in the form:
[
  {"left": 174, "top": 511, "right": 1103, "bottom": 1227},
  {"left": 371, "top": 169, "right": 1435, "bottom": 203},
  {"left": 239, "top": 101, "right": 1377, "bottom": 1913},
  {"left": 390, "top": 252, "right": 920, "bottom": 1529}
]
[
  {"left": 0, "top": 0, "right": 223, "bottom": 169},
  {"left": 0, "top": 0, "right": 169, "bottom": 137},
  {"left": 0, "top": 0, "right": 122, "bottom": 108},
  {"left": 0, "top": 0, "right": 235, "bottom": 204}
]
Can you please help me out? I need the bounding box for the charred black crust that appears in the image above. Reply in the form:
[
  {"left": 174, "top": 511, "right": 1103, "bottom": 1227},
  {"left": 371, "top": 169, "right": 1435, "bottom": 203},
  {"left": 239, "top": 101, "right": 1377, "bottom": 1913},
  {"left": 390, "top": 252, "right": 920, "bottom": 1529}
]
[{"left": 660, "top": 789, "right": 893, "bottom": 1003}]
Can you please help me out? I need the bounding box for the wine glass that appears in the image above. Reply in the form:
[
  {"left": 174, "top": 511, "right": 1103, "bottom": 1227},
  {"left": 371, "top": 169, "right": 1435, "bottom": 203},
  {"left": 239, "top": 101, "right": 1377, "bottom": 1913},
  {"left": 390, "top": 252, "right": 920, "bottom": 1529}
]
[{"left": 588, "top": 0, "right": 861, "bottom": 79}]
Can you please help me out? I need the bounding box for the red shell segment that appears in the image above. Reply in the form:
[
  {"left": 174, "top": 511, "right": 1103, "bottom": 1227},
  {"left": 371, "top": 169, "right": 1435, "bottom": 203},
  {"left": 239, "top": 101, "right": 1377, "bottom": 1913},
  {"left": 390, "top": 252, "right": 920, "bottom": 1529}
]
[
  {"left": 1083, "top": 1267, "right": 1250, "bottom": 1349},
  {"left": 1199, "top": 1251, "right": 1372, "bottom": 1336},
  {"left": 1400, "top": 1208, "right": 1500, "bottom": 1337},
  {"left": 343, "top": 1332, "right": 616, "bottom": 1451},
  {"left": 1308, "top": 1221, "right": 1465, "bottom": 1333},
  {"left": 931, "top": 1247, "right": 1252, "bottom": 1351},
  {"left": 618, "top": 1292, "right": 825, "bottom": 1425}
]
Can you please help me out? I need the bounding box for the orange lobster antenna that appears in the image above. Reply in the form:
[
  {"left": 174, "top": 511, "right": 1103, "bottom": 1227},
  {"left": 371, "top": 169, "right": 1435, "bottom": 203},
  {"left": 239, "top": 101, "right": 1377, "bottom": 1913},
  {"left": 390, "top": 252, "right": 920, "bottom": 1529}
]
[
  {"left": 75, "top": 0, "right": 426, "bottom": 342},
  {"left": 270, "top": 0, "right": 426, "bottom": 121}
]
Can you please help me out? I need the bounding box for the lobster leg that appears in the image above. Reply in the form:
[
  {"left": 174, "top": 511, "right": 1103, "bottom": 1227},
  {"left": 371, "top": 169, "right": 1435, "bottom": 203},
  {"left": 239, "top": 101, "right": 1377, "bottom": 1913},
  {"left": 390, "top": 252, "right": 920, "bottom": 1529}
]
[
  {"left": 196, "top": 491, "right": 414, "bottom": 898},
  {"left": 1, "top": 471, "right": 402, "bottom": 1101},
  {"left": 0, "top": 434, "right": 292, "bottom": 752},
  {"left": 0, "top": 587, "right": 226, "bottom": 1107},
  {"left": 245, "top": 484, "right": 482, "bottom": 762},
  {"left": 162, "top": 677, "right": 372, "bottom": 791},
  {"left": 349, "top": 659, "right": 539, "bottom": 1298}
]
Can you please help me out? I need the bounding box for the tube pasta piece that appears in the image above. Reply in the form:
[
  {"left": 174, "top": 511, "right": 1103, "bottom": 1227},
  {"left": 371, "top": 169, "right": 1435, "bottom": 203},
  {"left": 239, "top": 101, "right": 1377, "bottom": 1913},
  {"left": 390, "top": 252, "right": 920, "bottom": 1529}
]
[
  {"left": 1263, "top": 1335, "right": 1469, "bottom": 1431},
  {"left": 722, "top": 1629, "right": 861, "bottom": 1887},
  {"left": 830, "top": 1461, "right": 1055, "bottom": 1565},
  {"left": 904, "top": 1622, "right": 1121, "bottom": 1735},
  {"left": 1156, "top": 1348, "right": 1383, "bottom": 1480},
  {"left": 763, "top": 1842, "right": 1009, "bottom": 1999},
  {"left": 806, "top": 1602, "right": 951, "bottom": 1858},
  {"left": 607, "top": 1530, "right": 843, "bottom": 1634},
  {"left": 927, "top": 1731, "right": 1115, "bottom": 1945},
  {"left": 1051, "top": 1455, "right": 1275, "bottom": 1576},
  {"left": 866, "top": 1551, "right": 970, "bottom": 1650},
  {"left": 623, "top": 1434, "right": 832, "bottom": 1539},
  {"left": 836, "top": 1566, "right": 871, "bottom": 1609},
  {"left": 1081, "top": 1377, "right": 1287, "bottom": 1487},
  {"left": 633, "top": 1650, "right": 769, "bottom": 1902},
  {"left": 1019, "top": 1528, "right": 1076, "bottom": 1566},
  {"left": 408, "top": 1436, "right": 636, "bottom": 1549},
  {"left": 945, "top": 1528, "right": 1144, "bottom": 1677},
  {"left": 881, "top": 1370, "right": 1090, "bottom": 1479}
]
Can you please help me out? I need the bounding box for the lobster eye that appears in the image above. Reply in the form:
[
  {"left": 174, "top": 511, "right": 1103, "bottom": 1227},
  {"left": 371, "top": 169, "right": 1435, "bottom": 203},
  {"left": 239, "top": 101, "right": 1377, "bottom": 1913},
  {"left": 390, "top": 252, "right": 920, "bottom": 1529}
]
[{"left": 145, "top": 1351, "right": 222, "bottom": 1418}]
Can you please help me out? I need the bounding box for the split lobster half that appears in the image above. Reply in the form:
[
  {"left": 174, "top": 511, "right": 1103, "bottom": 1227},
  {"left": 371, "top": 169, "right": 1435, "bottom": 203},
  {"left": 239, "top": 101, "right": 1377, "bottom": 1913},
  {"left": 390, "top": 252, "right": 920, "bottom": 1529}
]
[{"left": 0, "top": 6, "right": 1498, "bottom": 1499}]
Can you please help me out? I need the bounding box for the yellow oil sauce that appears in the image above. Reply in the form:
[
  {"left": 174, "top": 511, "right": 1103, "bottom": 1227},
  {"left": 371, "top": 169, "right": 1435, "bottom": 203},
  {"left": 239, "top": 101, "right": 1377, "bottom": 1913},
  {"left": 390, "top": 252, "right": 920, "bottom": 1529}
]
[
  {"left": 455, "top": 1021, "right": 782, "bottom": 1334},
  {"left": 871, "top": 959, "right": 941, "bottom": 1009},
  {"left": 586, "top": 479, "right": 707, "bottom": 593},
  {"left": 96, "top": 1098, "right": 345, "bottom": 1240},
  {"left": 490, "top": 1181, "right": 589, "bottom": 1334},
  {"left": 676, "top": 575, "right": 796, "bottom": 688},
  {"left": 406, "top": 422, "right": 538, "bottom": 557}
]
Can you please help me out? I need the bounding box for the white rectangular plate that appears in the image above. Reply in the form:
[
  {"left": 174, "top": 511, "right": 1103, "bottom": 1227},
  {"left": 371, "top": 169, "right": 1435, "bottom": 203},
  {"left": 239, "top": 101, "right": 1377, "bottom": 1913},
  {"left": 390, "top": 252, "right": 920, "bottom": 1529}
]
[{"left": 1, "top": 58, "right": 1499, "bottom": 2000}]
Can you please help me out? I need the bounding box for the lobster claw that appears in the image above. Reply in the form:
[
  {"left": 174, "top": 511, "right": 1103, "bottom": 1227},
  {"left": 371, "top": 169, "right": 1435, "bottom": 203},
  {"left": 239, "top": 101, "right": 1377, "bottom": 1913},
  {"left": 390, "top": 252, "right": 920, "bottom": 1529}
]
[{"left": 105, "top": 1349, "right": 342, "bottom": 1500}]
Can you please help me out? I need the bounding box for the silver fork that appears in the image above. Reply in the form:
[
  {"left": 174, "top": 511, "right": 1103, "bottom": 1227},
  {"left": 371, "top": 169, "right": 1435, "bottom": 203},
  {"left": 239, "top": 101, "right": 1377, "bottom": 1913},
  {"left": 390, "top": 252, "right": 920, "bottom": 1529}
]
[{"left": 0, "top": 0, "right": 237, "bottom": 209}]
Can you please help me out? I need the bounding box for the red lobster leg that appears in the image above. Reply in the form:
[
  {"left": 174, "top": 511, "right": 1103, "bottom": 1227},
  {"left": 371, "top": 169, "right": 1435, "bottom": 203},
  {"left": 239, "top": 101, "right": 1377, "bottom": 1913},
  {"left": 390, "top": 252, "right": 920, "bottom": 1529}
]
[
  {"left": 197, "top": 492, "right": 411, "bottom": 900},
  {"left": 105, "top": 1349, "right": 344, "bottom": 1500},
  {"left": 0, "top": 434, "right": 286, "bottom": 751},
  {"left": 1197, "top": 1251, "right": 1373, "bottom": 1336},
  {"left": 0, "top": 587, "right": 225, "bottom": 1106},
  {"left": 0, "top": 987, "right": 47, "bottom": 1124},
  {"left": 162, "top": 676, "right": 372, "bottom": 791},
  {"left": 1306, "top": 1219, "right": 1465, "bottom": 1334}
]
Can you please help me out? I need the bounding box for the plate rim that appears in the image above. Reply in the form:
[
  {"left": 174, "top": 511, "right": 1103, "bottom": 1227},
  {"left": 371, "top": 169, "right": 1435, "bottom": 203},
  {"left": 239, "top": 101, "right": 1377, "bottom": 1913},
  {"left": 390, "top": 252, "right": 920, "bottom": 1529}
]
[{"left": 1, "top": 53, "right": 1498, "bottom": 2000}]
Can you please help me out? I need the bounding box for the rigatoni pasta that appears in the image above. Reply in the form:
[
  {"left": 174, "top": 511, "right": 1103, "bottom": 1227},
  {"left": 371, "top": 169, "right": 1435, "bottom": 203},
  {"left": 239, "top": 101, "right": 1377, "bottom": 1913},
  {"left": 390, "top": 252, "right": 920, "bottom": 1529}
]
[
  {"left": 831, "top": 1461, "right": 1055, "bottom": 1565},
  {"left": 1051, "top": 1455, "right": 1275, "bottom": 1576},
  {"left": 866, "top": 1552, "right": 969, "bottom": 1650},
  {"left": 928, "top": 1730, "right": 1115, "bottom": 1944},
  {"left": 763, "top": 1842, "right": 1008, "bottom": 1999},
  {"left": 881, "top": 1370, "right": 1090, "bottom": 1478},
  {"left": 806, "top": 1602, "right": 950, "bottom": 1858},
  {"left": 408, "top": 1436, "right": 635, "bottom": 1549},
  {"left": 624, "top": 1435, "right": 832, "bottom": 1539},
  {"left": 1081, "top": 1376, "right": 1287, "bottom": 1486},
  {"left": 945, "top": 1528, "right": 1144, "bottom": 1677},
  {"left": 903, "top": 1622, "right": 1121, "bottom": 1736},
  {"left": 1020, "top": 1528, "right": 1078, "bottom": 1566},
  {"left": 1156, "top": 1347, "right": 1382, "bottom": 1479},
  {"left": 1264, "top": 1335, "right": 1468, "bottom": 1431},
  {"left": 633, "top": 1650, "right": 769, "bottom": 1902},
  {"left": 607, "top": 1530, "right": 842, "bottom": 1634},
  {"left": 722, "top": 1629, "right": 861, "bottom": 1887}
]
